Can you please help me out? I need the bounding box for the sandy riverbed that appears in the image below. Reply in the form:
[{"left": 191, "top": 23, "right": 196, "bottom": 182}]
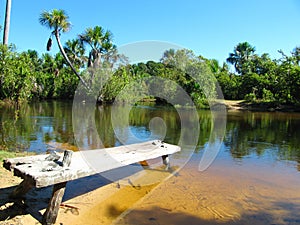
[
  {"left": 0, "top": 162, "right": 175, "bottom": 225},
  {"left": 1, "top": 153, "right": 300, "bottom": 225}
]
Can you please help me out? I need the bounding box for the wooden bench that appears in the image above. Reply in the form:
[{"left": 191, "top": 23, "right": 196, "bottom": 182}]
[{"left": 2, "top": 140, "right": 180, "bottom": 225}]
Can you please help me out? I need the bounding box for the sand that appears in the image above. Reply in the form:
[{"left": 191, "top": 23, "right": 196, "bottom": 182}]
[
  {"left": 1, "top": 152, "right": 300, "bottom": 225},
  {"left": 0, "top": 162, "right": 175, "bottom": 225}
]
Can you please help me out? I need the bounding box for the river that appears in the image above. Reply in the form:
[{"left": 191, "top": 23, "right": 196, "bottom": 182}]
[{"left": 1, "top": 100, "right": 300, "bottom": 224}]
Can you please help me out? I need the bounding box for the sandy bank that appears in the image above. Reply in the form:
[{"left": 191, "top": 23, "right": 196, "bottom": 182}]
[{"left": 0, "top": 163, "right": 174, "bottom": 225}]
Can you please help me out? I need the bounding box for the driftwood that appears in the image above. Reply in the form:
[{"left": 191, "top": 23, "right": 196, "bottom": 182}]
[{"left": 2, "top": 140, "right": 180, "bottom": 225}]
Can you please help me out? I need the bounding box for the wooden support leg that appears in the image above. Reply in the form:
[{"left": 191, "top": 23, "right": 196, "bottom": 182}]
[
  {"left": 10, "top": 178, "right": 34, "bottom": 199},
  {"left": 42, "top": 150, "right": 73, "bottom": 225},
  {"left": 162, "top": 155, "right": 170, "bottom": 171},
  {"left": 42, "top": 181, "right": 67, "bottom": 225},
  {"left": 139, "top": 160, "right": 150, "bottom": 169}
]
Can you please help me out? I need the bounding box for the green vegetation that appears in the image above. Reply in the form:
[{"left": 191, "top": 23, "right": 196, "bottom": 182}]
[
  {"left": 0, "top": 8, "right": 299, "bottom": 108},
  {"left": 216, "top": 42, "right": 300, "bottom": 106},
  {"left": 0, "top": 151, "right": 16, "bottom": 161},
  {"left": 233, "top": 43, "right": 300, "bottom": 103},
  {"left": 0, "top": 150, "right": 34, "bottom": 161},
  {"left": 39, "top": 9, "right": 89, "bottom": 89}
]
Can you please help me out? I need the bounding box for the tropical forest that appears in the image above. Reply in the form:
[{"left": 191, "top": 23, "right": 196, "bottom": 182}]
[{"left": 0, "top": 9, "right": 299, "bottom": 109}]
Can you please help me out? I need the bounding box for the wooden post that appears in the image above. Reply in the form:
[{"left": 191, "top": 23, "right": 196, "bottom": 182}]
[
  {"left": 139, "top": 160, "right": 150, "bottom": 169},
  {"left": 42, "top": 150, "right": 73, "bottom": 225},
  {"left": 162, "top": 155, "right": 170, "bottom": 171},
  {"left": 10, "top": 178, "right": 34, "bottom": 199}
]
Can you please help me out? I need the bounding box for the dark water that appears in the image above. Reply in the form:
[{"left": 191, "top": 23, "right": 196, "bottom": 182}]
[{"left": 0, "top": 100, "right": 300, "bottom": 173}]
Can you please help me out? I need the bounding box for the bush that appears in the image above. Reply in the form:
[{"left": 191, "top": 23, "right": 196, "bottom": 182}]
[
  {"left": 244, "top": 93, "right": 257, "bottom": 102},
  {"left": 262, "top": 88, "right": 275, "bottom": 102}
]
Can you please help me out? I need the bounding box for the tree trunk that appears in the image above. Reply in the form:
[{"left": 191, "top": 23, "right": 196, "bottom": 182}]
[
  {"left": 3, "top": 0, "right": 11, "bottom": 45},
  {"left": 93, "top": 51, "right": 102, "bottom": 68},
  {"left": 54, "top": 30, "right": 90, "bottom": 90}
]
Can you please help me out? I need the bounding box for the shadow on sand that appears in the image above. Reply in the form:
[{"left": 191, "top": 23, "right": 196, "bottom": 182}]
[
  {"left": 0, "top": 163, "right": 162, "bottom": 224},
  {"left": 0, "top": 173, "right": 111, "bottom": 223}
]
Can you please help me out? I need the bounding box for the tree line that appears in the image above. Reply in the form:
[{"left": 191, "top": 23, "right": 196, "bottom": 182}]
[
  {"left": 0, "top": 9, "right": 299, "bottom": 108},
  {"left": 220, "top": 42, "right": 300, "bottom": 104}
]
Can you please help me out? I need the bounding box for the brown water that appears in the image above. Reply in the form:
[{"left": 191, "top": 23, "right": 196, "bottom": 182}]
[{"left": 1, "top": 101, "right": 300, "bottom": 224}]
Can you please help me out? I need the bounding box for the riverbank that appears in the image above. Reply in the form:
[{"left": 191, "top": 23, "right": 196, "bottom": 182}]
[
  {"left": 1, "top": 98, "right": 300, "bottom": 112},
  {"left": 222, "top": 100, "right": 300, "bottom": 112}
]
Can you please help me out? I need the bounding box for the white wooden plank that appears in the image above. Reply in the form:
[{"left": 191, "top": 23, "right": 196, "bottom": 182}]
[
  {"left": 6, "top": 140, "right": 180, "bottom": 188},
  {"left": 3, "top": 154, "right": 57, "bottom": 170}
]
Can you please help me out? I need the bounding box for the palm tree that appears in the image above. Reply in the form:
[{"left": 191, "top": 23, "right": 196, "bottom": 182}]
[
  {"left": 41, "top": 53, "right": 58, "bottom": 75},
  {"left": 79, "top": 26, "right": 116, "bottom": 68},
  {"left": 64, "top": 39, "right": 86, "bottom": 69},
  {"left": 3, "top": 0, "right": 11, "bottom": 45},
  {"left": 227, "top": 42, "right": 256, "bottom": 75},
  {"left": 209, "top": 59, "right": 220, "bottom": 73},
  {"left": 39, "top": 9, "right": 89, "bottom": 89}
]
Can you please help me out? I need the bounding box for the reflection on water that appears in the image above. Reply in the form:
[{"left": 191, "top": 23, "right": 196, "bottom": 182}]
[
  {"left": 1, "top": 101, "right": 300, "bottom": 224},
  {"left": 0, "top": 101, "right": 75, "bottom": 153},
  {"left": 0, "top": 101, "right": 300, "bottom": 172},
  {"left": 224, "top": 111, "right": 300, "bottom": 170}
]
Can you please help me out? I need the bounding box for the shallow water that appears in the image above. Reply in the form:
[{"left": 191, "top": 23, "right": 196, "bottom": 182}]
[
  {"left": 114, "top": 162, "right": 300, "bottom": 225},
  {"left": 1, "top": 101, "right": 300, "bottom": 224}
]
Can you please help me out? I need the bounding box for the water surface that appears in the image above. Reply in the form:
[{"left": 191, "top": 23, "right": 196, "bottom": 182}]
[{"left": 1, "top": 101, "right": 300, "bottom": 224}]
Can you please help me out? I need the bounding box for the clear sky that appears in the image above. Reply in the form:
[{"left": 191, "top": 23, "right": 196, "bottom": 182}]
[{"left": 1, "top": 0, "right": 300, "bottom": 64}]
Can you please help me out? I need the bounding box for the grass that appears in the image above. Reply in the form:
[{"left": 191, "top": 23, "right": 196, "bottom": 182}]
[
  {"left": 0, "top": 151, "right": 18, "bottom": 162},
  {"left": 0, "top": 150, "right": 35, "bottom": 175},
  {"left": 0, "top": 150, "right": 34, "bottom": 162}
]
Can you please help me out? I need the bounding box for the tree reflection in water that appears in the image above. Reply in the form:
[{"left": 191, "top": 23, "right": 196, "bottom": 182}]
[{"left": 0, "top": 101, "right": 300, "bottom": 171}]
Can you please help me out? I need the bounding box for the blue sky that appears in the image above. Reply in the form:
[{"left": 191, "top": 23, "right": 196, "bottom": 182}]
[{"left": 1, "top": 0, "right": 300, "bottom": 64}]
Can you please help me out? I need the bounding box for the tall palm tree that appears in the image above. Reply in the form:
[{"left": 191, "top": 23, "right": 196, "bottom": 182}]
[
  {"left": 227, "top": 42, "right": 256, "bottom": 75},
  {"left": 3, "top": 0, "right": 11, "bottom": 45},
  {"left": 39, "top": 9, "right": 89, "bottom": 89},
  {"left": 79, "top": 26, "right": 116, "bottom": 68}
]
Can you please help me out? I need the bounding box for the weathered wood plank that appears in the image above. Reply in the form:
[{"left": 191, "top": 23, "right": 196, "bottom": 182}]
[
  {"left": 61, "top": 150, "right": 73, "bottom": 168},
  {"left": 42, "top": 150, "right": 72, "bottom": 225},
  {"left": 3, "top": 154, "right": 59, "bottom": 171},
  {"left": 3, "top": 140, "right": 180, "bottom": 188}
]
